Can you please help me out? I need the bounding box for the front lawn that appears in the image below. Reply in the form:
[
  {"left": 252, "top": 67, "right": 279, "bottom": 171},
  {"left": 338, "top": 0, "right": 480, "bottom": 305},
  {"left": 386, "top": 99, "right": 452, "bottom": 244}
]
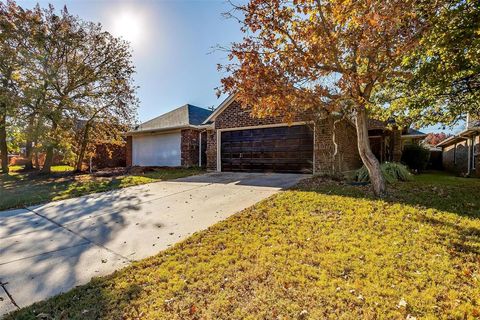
[
  {"left": 0, "top": 166, "right": 203, "bottom": 211},
  {"left": 6, "top": 172, "right": 480, "bottom": 319}
]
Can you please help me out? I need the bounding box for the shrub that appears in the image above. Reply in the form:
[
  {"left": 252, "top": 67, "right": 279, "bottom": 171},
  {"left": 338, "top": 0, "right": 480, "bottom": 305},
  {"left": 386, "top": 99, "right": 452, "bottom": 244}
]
[
  {"left": 355, "top": 162, "right": 413, "bottom": 184},
  {"left": 401, "top": 144, "right": 431, "bottom": 172}
]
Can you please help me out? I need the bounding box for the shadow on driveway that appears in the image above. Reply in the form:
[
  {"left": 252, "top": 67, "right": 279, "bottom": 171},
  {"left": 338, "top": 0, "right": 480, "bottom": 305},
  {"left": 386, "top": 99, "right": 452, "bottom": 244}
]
[{"left": 1, "top": 172, "right": 307, "bottom": 315}]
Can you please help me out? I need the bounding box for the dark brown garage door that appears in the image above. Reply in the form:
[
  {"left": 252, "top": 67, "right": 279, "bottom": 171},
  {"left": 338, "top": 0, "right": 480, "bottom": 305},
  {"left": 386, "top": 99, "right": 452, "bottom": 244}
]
[{"left": 221, "top": 125, "right": 313, "bottom": 173}]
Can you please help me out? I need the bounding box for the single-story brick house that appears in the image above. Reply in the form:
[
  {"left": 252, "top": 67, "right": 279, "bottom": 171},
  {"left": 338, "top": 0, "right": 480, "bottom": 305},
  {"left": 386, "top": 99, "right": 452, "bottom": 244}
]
[
  {"left": 437, "top": 114, "right": 480, "bottom": 177},
  {"left": 127, "top": 94, "right": 425, "bottom": 174}
]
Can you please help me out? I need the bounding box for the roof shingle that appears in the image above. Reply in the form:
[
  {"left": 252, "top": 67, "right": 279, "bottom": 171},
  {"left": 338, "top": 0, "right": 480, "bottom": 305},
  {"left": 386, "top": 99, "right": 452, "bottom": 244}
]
[{"left": 134, "top": 104, "right": 212, "bottom": 131}]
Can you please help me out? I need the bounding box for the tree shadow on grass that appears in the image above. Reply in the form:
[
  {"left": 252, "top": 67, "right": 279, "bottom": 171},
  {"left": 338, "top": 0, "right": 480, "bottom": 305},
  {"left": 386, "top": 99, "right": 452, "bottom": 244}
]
[
  {"left": 294, "top": 174, "right": 480, "bottom": 219},
  {"left": 4, "top": 280, "right": 144, "bottom": 320},
  {"left": 294, "top": 173, "right": 480, "bottom": 258},
  {"left": 0, "top": 171, "right": 141, "bottom": 211}
]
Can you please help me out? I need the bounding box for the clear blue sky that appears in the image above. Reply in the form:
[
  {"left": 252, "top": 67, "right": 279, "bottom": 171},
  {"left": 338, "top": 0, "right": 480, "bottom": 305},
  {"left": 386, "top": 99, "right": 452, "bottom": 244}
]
[
  {"left": 17, "top": 0, "right": 244, "bottom": 124},
  {"left": 15, "top": 1, "right": 462, "bottom": 134}
]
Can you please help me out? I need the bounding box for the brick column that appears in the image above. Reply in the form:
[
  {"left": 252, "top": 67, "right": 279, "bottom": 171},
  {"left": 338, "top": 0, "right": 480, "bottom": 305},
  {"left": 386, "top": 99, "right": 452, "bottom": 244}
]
[
  {"left": 206, "top": 129, "right": 217, "bottom": 171},
  {"left": 180, "top": 129, "right": 199, "bottom": 167},
  {"left": 314, "top": 118, "right": 336, "bottom": 174},
  {"left": 126, "top": 135, "right": 132, "bottom": 167},
  {"left": 392, "top": 126, "right": 402, "bottom": 162}
]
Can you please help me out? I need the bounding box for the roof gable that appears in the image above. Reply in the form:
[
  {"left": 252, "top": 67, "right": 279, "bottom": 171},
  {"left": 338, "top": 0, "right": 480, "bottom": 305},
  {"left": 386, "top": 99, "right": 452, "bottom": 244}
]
[
  {"left": 135, "top": 104, "right": 212, "bottom": 131},
  {"left": 203, "top": 93, "right": 238, "bottom": 124},
  {"left": 188, "top": 105, "right": 213, "bottom": 125},
  {"left": 404, "top": 128, "right": 426, "bottom": 136}
]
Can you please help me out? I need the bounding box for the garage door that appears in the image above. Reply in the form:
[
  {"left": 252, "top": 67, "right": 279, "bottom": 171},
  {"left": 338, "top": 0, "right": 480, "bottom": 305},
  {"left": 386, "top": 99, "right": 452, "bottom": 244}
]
[
  {"left": 221, "top": 125, "right": 313, "bottom": 173},
  {"left": 132, "top": 132, "right": 181, "bottom": 166}
]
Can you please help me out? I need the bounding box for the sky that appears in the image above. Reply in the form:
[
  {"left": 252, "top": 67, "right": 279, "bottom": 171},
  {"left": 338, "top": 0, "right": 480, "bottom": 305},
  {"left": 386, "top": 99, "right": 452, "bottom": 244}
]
[
  {"left": 17, "top": 0, "right": 244, "bottom": 124},
  {"left": 15, "top": 0, "right": 464, "bottom": 134}
]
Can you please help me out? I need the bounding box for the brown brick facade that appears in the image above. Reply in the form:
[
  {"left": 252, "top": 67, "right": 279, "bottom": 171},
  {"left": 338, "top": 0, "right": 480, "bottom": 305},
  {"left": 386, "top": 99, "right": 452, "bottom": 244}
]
[
  {"left": 181, "top": 129, "right": 200, "bottom": 167},
  {"left": 313, "top": 117, "right": 362, "bottom": 174},
  {"left": 126, "top": 135, "right": 132, "bottom": 167},
  {"left": 442, "top": 135, "right": 480, "bottom": 177},
  {"left": 332, "top": 119, "right": 363, "bottom": 172},
  {"left": 206, "top": 129, "right": 217, "bottom": 171},
  {"left": 205, "top": 100, "right": 362, "bottom": 174},
  {"left": 215, "top": 101, "right": 307, "bottom": 129},
  {"left": 392, "top": 127, "right": 403, "bottom": 162}
]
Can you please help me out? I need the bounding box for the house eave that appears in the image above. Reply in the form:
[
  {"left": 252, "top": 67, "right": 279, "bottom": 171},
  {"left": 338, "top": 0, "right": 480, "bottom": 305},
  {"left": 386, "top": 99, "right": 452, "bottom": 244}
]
[
  {"left": 202, "top": 92, "right": 238, "bottom": 124},
  {"left": 436, "top": 127, "right": 480, "bottom": 148},
  {"left": 126, "top": 124, "right": 213, "bottom": 136},
  {"left": 401, "top": 134, "right": 427, "bottom": 139}
]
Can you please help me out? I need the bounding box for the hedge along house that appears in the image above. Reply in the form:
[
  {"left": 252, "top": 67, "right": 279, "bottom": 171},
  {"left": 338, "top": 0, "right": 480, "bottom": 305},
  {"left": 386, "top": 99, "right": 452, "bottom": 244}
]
[
  {"left": 126, "top": 104, "right": 212, "bottom": 167},
  {"left": 437, "top": 113, "right": 480, "bottom": 177}
]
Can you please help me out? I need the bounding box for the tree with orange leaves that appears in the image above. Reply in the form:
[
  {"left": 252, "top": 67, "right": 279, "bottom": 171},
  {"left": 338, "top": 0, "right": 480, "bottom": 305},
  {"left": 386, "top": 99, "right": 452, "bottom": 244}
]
[{"left": 219, "top": 0, "right": 439, "bottom": 196}]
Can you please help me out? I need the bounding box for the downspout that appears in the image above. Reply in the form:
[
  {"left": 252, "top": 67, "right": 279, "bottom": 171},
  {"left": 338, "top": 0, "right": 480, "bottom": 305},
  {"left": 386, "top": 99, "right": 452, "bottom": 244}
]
[
  {"left": 198, "top": 131, "right": 202, "bottom": 167},
  {"left": 467, "top": 137, "right": 471, "bottom": 175},
  {"left": 331, "top": 113, "right": 342, "bottom": 173}
]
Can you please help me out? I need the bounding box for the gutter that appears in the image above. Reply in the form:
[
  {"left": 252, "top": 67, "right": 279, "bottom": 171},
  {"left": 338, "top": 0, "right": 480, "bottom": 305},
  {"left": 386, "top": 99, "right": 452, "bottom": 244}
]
[
  {"left": 436, "top": 127, "right": 480, "bottom": 148},
  {"left": 401, "top": 134, "right": 427, "bottom": 139},
  {"left": 125, "top": 124, "right": 214, "bottom": 136}
]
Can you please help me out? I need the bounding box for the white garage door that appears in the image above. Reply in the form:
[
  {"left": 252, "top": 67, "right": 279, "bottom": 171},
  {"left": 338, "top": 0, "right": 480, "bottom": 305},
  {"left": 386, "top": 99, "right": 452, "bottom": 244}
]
[{"left": 132, "top": 132, "right": 181, "bottom": 166}]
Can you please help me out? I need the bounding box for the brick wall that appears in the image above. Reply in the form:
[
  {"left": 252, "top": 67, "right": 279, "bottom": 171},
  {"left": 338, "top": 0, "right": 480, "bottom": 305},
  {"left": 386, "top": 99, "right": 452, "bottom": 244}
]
[
  {"left": 333, "top": 119, "right": 362, "bottom": 172},
  {"left": 181, "top": 129, "right": 200, "bottom": 167},
  {"left": 314, "top": 118, "right": 361, "bottom": 174},
  {"left": 206, "top": 129, "right": 217, "bottom": 171},
  {"left": 442, "top": 140, "right": 469, "bottom": 175},
  {"left": 392, "top": 127, "right": 402, "bottom": 162},
  {"left": 126, "top": 135, "right": 132, "bottom": 167},
  {"left": 205, "top": 100, "right": 362, "bottom": 174},
  {"left": 215, "top": 100, "right": 306, "bottom": 129},
  {"left": 314, "top": 118, "right": 335, "bottom": 174}
]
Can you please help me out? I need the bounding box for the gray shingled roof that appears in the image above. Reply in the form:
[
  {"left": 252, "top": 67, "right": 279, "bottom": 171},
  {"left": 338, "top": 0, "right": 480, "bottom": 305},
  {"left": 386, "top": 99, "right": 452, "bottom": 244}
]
[
  {"left": 404, "top": 128, "right": 426, "bottom": 136},
  {"left": 134, "top": 104, "right": 212, "bottom": 131}
]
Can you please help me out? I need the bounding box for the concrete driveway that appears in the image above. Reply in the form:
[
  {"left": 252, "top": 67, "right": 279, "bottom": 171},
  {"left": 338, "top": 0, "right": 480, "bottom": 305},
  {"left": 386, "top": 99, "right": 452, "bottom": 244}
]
[{"left": 0, "top": 172, "right": 306, "bottom": 315}]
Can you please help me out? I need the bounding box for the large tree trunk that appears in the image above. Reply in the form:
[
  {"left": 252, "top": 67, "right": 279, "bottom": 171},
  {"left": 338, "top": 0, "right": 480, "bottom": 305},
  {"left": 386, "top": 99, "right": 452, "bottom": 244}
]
[
  {"left": 75, "top": 123, "right": 91, "bottom": 172},
  {"left": 41, "top": 122, "right": 57, "bottom": 174},
  {"left": 25, "top": 139, "right": 34, "bottom": 170},
  {"left": 24, "top": 116, "right": 35, "bottom": 170},
  {"left": 41, "top": 146, "right": 54, "bottom": 173},
  {"left": 355, "top": 107, "right": 386, "bottom": 196},
  {"left": 0, "top": 111, "right": 9, "bottom": 174}
]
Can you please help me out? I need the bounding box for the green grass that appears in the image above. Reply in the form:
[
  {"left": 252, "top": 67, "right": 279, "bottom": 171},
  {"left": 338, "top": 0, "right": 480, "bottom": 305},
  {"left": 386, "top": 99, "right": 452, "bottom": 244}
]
[
  {"left": 0, "top": 166, "right": 203, "bottom": 211},
  {"left": 8, "top": 165, "right": 74, "bottom": 173},
  {"left": 50, "top": 165, "right": 75, "bottom": 172},
  {"left": 6, "top": 172, "right": 480, "bottom": 319}
]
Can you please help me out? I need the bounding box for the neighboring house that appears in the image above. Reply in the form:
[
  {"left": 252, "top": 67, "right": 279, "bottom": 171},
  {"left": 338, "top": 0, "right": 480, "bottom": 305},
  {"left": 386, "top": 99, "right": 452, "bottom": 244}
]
[
  {"left": 437, "top": 114, "right": 480, "bottom": 177},
  {"left": 127, "top": 94, "right": 425, "bottom": 174},
  {"left": 126, "top": 104, "right": 212, "bottom": 167}
]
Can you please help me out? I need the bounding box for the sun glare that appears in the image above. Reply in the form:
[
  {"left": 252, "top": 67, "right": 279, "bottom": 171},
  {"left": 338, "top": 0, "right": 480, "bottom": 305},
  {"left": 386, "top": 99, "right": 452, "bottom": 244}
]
[{"left": 107, "top": 6, "right": 150, "bottom": 50}]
